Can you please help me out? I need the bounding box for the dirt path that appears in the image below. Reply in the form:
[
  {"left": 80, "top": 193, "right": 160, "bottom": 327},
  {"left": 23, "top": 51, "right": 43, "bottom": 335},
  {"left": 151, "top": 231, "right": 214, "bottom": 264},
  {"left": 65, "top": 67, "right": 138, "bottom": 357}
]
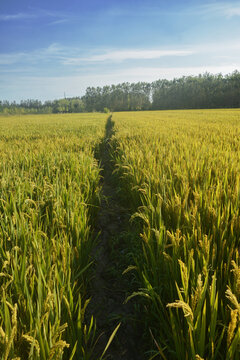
[{"left": 90, "top": 116, "right": 144, "bottom": 359}]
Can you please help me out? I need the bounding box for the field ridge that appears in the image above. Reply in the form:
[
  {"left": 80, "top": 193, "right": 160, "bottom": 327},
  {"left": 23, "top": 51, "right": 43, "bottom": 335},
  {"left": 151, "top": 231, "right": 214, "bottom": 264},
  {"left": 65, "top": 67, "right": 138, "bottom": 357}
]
[{"left": 89, "top": 115, "right": 143, "bottom": 359}]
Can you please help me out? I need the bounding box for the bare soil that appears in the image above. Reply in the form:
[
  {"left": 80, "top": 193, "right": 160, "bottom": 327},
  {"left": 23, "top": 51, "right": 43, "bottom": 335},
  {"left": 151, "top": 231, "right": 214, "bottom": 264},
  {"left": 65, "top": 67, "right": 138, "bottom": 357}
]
[{"left": 89, "top": 116, "right": 144, "bottom": 359}]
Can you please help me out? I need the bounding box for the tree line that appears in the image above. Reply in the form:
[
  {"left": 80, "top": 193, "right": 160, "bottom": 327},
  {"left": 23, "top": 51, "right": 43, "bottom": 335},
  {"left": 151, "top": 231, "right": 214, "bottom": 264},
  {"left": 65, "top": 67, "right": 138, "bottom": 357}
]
[
  {"left": 1, "top": 71, "right": 240, "bottom": 114},
  {"left": 0, "top": 98, "right": 85, "bottom": 114}
]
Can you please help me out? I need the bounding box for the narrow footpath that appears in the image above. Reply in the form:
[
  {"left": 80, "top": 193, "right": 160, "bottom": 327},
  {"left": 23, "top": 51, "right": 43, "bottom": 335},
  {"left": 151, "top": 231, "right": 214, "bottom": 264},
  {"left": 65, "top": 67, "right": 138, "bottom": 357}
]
[{"left": 90, "top": 116, "right": 144, "bottom": 360}]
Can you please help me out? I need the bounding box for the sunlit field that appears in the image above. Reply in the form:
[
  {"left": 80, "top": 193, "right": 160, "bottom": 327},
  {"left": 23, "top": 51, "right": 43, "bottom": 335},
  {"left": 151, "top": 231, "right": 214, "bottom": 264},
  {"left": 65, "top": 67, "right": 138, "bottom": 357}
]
[
  {"left": 0, "top": 113, "right": 107, "bottom": 359},
  {"left": 112, "top": 109, "right": 240, "bottom": 359},
  {"left": 0, "top": 110, "right": 240, "bottom": 359}
]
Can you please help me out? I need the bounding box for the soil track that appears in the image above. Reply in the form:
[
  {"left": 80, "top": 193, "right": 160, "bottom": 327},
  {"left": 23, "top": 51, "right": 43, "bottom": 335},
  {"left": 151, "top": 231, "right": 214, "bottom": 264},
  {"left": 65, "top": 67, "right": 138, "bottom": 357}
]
[{"left": 90, "top": 116, "right": 144, "bottom": 359}]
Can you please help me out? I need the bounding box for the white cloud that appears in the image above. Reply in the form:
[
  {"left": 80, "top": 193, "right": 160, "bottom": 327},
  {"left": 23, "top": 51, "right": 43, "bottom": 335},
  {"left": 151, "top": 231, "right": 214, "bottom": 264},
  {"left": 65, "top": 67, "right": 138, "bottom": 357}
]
[
  {"left": 1, "top": 40, "right": 240, "bottom": 69},
  {"left": 0, "top": 46, "right": 194, "bottom": 67},
  {"left": 0, "top": 53, "right": 26, "bottom": 65},
  {"left": 112, "top": 65, "right": 240, "bottom": 80},
  {"left": 64, "top": 49, "right": 194, "bottom": 65},
  {"left": 48, "top": 19, "right": 69, "bottom": 26},
  {"left": 0, "top": 13, "right": 36, "bottom": 21},
  {"left": 0, "top": 9, "right": 71, "bottom": 23},
  {"left": 43, "top": 43, "right": 65, "bottom": 55},
  {"left": 106, "top": 2, "right": 240, "bottom": 19},
  {"left": 199, "top": 2, "right": 240, "bottom": 18},
  {"left": 0, "top": 44, "right": 66, "bottom": 65}
]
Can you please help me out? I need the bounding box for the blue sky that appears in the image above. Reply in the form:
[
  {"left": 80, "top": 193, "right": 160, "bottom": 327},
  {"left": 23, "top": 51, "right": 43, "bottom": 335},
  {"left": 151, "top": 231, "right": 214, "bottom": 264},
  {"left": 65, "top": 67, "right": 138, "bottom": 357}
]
[{"left": 1, "top": 0, "right": 240, "bottom": 101}]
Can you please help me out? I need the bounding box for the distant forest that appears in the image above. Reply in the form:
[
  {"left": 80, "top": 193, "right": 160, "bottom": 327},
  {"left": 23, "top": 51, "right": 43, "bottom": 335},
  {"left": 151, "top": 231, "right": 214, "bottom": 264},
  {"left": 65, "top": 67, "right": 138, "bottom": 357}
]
[{"left": 1, "top": 71, "right": 240, "bottom": 114}]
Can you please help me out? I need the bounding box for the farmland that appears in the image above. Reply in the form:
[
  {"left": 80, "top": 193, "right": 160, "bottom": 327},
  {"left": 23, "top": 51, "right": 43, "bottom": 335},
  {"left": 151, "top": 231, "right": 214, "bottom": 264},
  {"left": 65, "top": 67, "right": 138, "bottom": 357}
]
[
  {"left": 112, "top": 110, "right": 240, "bottom": 359},
  {"left": 0, "top": 110, "right": 240, "bottom": 359},
  {"left": 0, "top": 114, "right": 106, "bottom": 359}
]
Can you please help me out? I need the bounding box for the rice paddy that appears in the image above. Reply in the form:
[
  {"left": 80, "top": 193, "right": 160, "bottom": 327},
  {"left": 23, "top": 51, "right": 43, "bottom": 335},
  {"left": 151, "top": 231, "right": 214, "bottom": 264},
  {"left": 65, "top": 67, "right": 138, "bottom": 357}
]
[
  {"left": 0, "top": 110, "right": 240, "bottom": 359},
  {"left": 112, "top": 109, "right": 240, "bottom": 359},
  {"left": 0, "top": 114, "right": 106, "bottom": 359}
]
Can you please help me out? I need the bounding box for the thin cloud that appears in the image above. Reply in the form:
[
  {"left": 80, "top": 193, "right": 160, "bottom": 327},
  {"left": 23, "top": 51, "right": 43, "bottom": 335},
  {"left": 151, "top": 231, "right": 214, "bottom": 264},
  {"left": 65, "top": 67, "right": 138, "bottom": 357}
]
[
  {"left": 0, "top": 53, "right": 27, "bottom": 65},
  {"left": 35, "top": 9, "right": 73, "bottom": 22},
  {"left": 109, "top": 65, "right": 240, "bottom": 79},
  {"left": 199, "top": 2, "right": 240, "bottom": 18},
  {"left": 64, "top": 49, "right": 194, "bottom": 65},
  {"left": 1, "top": 40, "right": 240, "bottom": 68},
  {"left": 102, "top": 4, "right": 181, "bottom": 18},
  {"left": 0, "top": 67, "right": 37, "bottom": 74},
  {"left": 0, "top": 9, "right": 72, "bottom": 23},
  {"left": 0, "top": 44, "right": 66, "bottom": 65},
  {"left": 0, "top": 13, "right": 36, "bottom": 21},
  {"left": 48, "top": 19, "right": 69, "bottom": 26},
  {"left": 193, "top": 40, "right": 240, "bottom": 55},
  {"left": 0, "top": 46, "right": 194, "bottom": 69}
]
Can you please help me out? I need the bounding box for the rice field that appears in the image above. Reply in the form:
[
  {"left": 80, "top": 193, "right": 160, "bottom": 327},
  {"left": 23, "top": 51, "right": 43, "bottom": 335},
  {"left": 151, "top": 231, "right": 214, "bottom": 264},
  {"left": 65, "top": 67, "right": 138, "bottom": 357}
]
[
  {"left": 0, "top": 114, "right": 107, "bottom": 359},
  {"left": 0, "top": 110, "right": 240, "bottom": 359},
  {"left": 112, "top": 109, "right": 240, "bottom": 359}
]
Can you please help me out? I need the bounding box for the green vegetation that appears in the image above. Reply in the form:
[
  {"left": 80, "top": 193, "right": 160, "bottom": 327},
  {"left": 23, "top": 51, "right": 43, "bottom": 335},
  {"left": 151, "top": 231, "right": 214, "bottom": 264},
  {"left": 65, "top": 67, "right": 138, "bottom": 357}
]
[
  {"left": 0, "top": 114, "right": 106, "bottom": 359},
  {"left": 0, "top": 99, "right": 85, "bottom": 115},
  {"left": 1, "top": 71, "right": 240, "bottom": 114},
  {"left": 0, "top": 110, "right": 240, "bottom": 359},
  {"left": 111, "top": 109, "right": 240, "bottom": 359}
]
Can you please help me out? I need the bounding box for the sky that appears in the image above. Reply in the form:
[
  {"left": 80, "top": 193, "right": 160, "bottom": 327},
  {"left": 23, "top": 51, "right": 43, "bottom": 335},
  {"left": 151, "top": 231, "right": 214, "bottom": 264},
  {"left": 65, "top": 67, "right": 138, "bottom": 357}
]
[{"left": 1, "top": 0, "right": 240, "bottom": 101}]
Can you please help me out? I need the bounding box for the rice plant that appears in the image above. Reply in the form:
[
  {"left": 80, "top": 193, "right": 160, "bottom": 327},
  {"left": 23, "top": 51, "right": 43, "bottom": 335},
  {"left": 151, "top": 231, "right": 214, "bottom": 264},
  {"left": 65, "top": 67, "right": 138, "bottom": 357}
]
[
  {"left": 112, "top": 109, "right": 240, "bottom": 359},
  {"left": 0, "top": 113, "right": 107, "bottom": 359}
]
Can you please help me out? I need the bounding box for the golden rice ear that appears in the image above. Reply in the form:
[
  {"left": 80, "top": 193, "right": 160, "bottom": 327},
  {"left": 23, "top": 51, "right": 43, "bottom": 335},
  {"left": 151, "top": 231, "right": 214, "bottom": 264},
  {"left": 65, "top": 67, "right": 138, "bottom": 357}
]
[
  {"left": 226, "top": 286, "right": 240, "bottom": 312},
  {"left": 21, "top": 335, "right": 40, "bottom": 356},
  {"left": 49, "top": 340, "right": 70, "bottom": 360},
  {"left": 231, "top": 260, "right": 240, "bottom": 297},
  {"left": 227, "top": 309, "right": 238, "bottom": 348},
  {"left": 0, "top": 326, "right": 6, "bottom": 340}
]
